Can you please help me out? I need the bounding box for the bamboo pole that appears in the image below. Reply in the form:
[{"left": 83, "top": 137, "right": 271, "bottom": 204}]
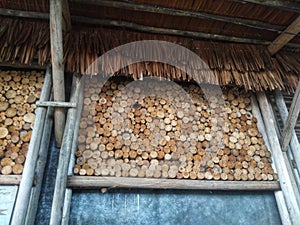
[
  {"left": 25, "top": 97, "right": 54, "bottom": 225},
  {"left": 62, "top": 76, "right": 84, "bottom": 225},
  {"left": 49, "top": 74, "right": 80, "bottom": 225},
  {"left": 251, "top": 94, "right": 292, "bottom": 225},
  {"left": 10, "top": 67, "right": 52, "bottom": 225},
  {"left": 50, "top": 0, "right": 66, "bottom": 147},
  {"left": 256, "top": 92, "right": 300, "bottom": 225}
]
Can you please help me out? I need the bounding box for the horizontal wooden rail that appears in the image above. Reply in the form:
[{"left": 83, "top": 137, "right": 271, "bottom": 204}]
[
  {"left": 36, "top": 101, "right": 77, "bottom": 108},
  {"left": 67, "top": 176, "right": 280, "bottom": 191},
  {"left": 0, "top": 175, "right": 22, "bottom": 185}
]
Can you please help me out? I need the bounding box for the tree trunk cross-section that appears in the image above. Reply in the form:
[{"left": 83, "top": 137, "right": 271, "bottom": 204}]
[
  {"left": 0, "top": 69, "right": 44, "bottom": 175},
  {"left": 74, "top": 76, "right": 277, "bottom": 181}
]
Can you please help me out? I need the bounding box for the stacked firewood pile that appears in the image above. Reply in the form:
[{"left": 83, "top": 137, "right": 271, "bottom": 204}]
[
  {"left": 0, "top": 69, "right": 44, "bottom": 175},
  {"left": 74, "top": 76, "right": 277, "bottom": 181}
]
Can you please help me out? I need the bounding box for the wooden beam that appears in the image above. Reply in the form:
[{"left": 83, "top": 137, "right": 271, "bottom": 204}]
[
  {"left": 2, "top": 8, "right": 300, "bottom": 48},
  {"left": 268, "top": 16, "right": 300, "bottom": 55},
  {"left": 231, "top": 0, "right": 300, "bottom": 13},
  {"left": 62, "top": 77, "right": 84, "bottom": 225},
  {"left": 0, "top": 61, "right": 47, "bottom": 70},
  {"left": 281, "top": 80, "right": 300, "bottom": 151},
  {"left": 49, "top": 75, "right": 80, "bottom": 225},
  {"left": 25, "top": 103, "right": 53, "bottom": 225},
  {"left": 36, "top": 101, "right": 77, "bottom": 108},
  {"left": 0, "top": 175, "right": 22, "bottom": 185},
  {"left": 70, "top": 0, "right": 285, "bottom": 32},
  {"left": 257, "top": 92, "right": 300, "bottom": 225},
  {"left": 251, "top": 94, "right": 292, "bottom": 225},
  {"left": 10, "top": 67, "right": 52, "bottom": 225},
  {"left": 274, "top": 90, "right": 300, "bottom": 174},
  {"left": 50, "top": 0, "right": 66, "bottom": 147},
  {"left": 73, "top": 16, "right": 270, "bottom": 45},
  {"left": 67, "top": 176, "right": 280, "bottom": 191}
]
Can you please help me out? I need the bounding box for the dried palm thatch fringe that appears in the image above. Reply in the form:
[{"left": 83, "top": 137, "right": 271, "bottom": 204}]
[{"left": 0, "top": 18, "right": 299, "bottom": 92}]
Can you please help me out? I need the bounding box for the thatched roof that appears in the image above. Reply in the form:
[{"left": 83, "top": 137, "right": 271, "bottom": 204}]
[{"left": 0, "top": 0, "right": 299, "bottom": 92}]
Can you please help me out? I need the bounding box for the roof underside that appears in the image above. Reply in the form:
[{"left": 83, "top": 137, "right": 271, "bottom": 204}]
[{"left": 0, "top": 0, "right": 299, "bottom": 92}]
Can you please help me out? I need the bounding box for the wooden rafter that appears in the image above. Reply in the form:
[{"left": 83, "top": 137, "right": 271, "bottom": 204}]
[
  {"left": 232, "top": 0, "right": 300, "bottom": 13},
  {"left": 1, "top": 8, "right": 300, "bottom": 49},
  {"left": 70, "top": 0, "right": 285, "bottom": 32},
  {"left": 268, "top": 16, "right": 300, "bottom": 55}
]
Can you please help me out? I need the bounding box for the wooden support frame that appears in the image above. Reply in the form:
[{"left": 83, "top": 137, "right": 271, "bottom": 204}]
[
  {"left": 256, "top": 92, "right": 300, "bottom": 225},
  {"left": 10, "top": 67, "right": 52, "bottom": 225},
  {"left": 24, "top": 99, "right": 54, "bottom": 225},
  {"left": 268, "top": 16, "right": 300, "bottom": 55},
  {"left": 67, "top": 177, "right": 280, "bottom": 191},
  {"left": 280, "top": 81, "right": 300, "bottom": 151},
  {"left": 231, "top": 0, "right": 300, "bottom": 13},
  {"left": 36, "top": 101, "right": 77, "bottom": 108},
  {"left": 0, "top": 176, "right": 22, "bottom": 185},
  {"left": 62, "top": 77, "right": 84, "bottom": 225},
  {"left": 70, "top": 0, "right": 285, "bottom": 32},
  {"left": 49, "top": 74, "right": 81, "bottom": 225},
  {"left": 274, "top": 90, "right": 300, "bottom": 176},
  {"left": 50, "top": 0, "right": 66, "bottom": 147},
  {"left": 2, "top": 9, "right": 300, "bottom": 49},
  {"left": 251, "top": 95, "right": 292, "bottom": 225}
]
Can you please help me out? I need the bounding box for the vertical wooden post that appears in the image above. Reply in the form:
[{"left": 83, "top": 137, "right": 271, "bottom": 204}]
[
  {"left": 281, "top": 81, "right": 300, "bottom": 151},
  {"left": 49, "top": 74, "right": 80, "bottom": 225},
  {"left": 50, "top": 0, "right": 66, "bottom": 147},
  {"left": 257, "top": 92, "right": 300, "bottom": 225},
  {"left": 62, "top": 76, "right": 84, "bottom": 225},
  {"left": 10, "top": 67, "right": 52, "bottom": 225},
  {"left": 274, "top": 90, "right": 300, "bottom": 177},
  {"left": 251, "top": 95, "right": 292, "bottom": 225}
]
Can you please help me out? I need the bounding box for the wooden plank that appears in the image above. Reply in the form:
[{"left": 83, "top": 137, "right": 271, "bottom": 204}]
[
  {"left": 257, "top": 92, "right": 300, "bottom": 225},
  {"left": 0, "top": 186, "right": 18, "bottom": 225},
  {"left": 71, "top": 0, "right": 285, "bottom": 32},
  {"left": 49, "top": 74, "right": 81, "bottom": 225},
  {"left": 10, "top": 67, "right": 52, "bottom": 225},
  {"left": 67, "top": 176, "right": 280, "bottom": 191},
  {"left": 274, "top": 90, "right": 300, "bottom": 175},
  {"left": 0, "top": 176, "right": 22, "bottom": 185},
  {"left": 231, "top": 0, "right": 300, "bottom": 13},
  {"left": 268, "top": 16, "right": 300, "bottom": 55},
  {"left": 36, "top": 101, "right": 77, "bottom": 108},
  {"left": 50, "top": 0, "right": 66, "bottom": 147},
  {"left": 25, "top": 101, "right": 54, "bottom": 225},
  {"left": 251, "top": 94, "right": 292, "bottom": 225},
  {"left": 281, "top": 81, "right": 300, "bottom": 151}
]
